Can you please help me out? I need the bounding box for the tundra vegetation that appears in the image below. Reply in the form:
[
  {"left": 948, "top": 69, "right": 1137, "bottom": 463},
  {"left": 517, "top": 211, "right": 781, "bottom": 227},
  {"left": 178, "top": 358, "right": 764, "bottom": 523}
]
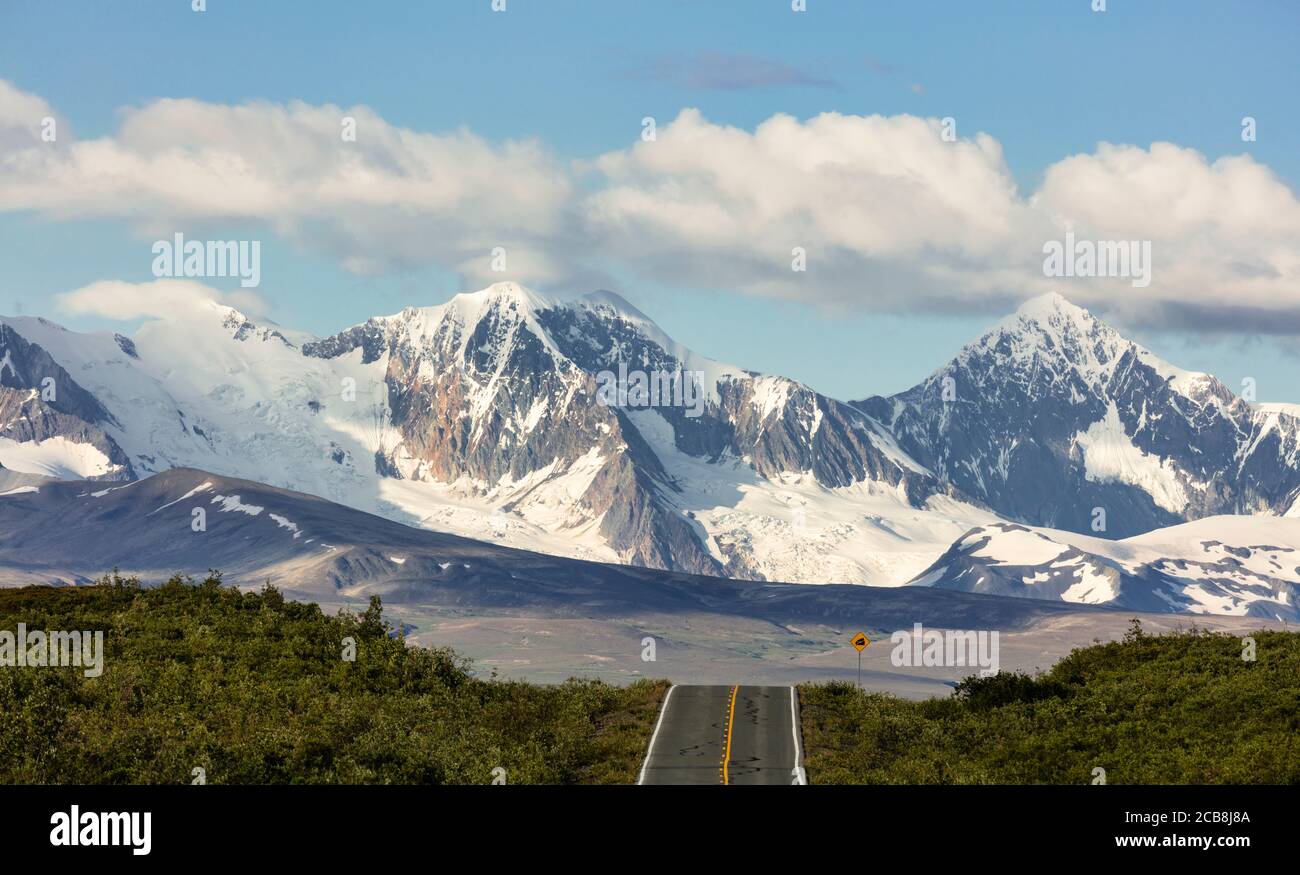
[
  {"left": 800, "top": 621, "right": 1300, "bottom": 784},
  {"left": 5, "top": 575, "right": 1296, "bottom": 785},
  {"left": 0, "top": 573, "right": 666, "bottom": 784}
]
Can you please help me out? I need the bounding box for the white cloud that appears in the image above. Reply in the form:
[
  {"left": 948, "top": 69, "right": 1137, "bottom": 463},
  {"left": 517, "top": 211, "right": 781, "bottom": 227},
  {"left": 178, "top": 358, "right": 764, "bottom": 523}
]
[
  {"left": 1033, "top": 142, "right": 1300, "bottom": 325},
  {"left": 55, "top": 279, "right": 268, "bottom": 322},
  {"left": 4, "top": 81, "right": 1300, "bottom": 330},
  {"left": 0, "top": 79, "right": 65, "bottom": 152},
  {"left": 582, "top": 108, "right": 1053, "bottom": 311},
  {"left": 0, "top": 86, "right": 573, "bottom": 288},
  {"left": 583, "top": 111, "right": 1300, "bottom": 327}
]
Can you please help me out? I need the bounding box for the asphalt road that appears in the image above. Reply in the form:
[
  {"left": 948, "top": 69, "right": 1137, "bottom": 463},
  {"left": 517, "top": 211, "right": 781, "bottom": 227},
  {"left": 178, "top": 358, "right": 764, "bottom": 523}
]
[{"left": 637, "top": 685, "right": 805, "bottom": 785}]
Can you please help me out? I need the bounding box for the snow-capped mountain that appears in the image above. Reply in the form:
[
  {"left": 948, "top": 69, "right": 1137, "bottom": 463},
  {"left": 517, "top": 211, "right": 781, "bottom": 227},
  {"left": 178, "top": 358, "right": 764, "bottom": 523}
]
[
  {"left": 300, "top": 282, "right": 985, "bottom": 582},
  {"left": 911, "top": 517, "right": 1300, "bottom": 621},
  {"left": 0, "top": 282, "right": 988, "bottom": 584},
  {"left": 854, "top": 292, "right": 1300, "bottom": 539},
  {"left": 4, "top": 284, "right": 1299, "bottom": 598}
]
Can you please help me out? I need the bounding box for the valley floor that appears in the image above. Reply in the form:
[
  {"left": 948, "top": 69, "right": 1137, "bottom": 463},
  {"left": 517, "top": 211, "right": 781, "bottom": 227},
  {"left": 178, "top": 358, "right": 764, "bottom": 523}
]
[{"left": 346, "top": 598, "right": 1290, "bottom": 695}]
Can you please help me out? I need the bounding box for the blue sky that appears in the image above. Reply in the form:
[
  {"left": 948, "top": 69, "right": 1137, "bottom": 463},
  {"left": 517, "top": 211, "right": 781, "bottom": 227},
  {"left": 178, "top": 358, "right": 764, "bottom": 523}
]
[{"left": 1, "top": 0, "right": 1298, "bottom": 399}]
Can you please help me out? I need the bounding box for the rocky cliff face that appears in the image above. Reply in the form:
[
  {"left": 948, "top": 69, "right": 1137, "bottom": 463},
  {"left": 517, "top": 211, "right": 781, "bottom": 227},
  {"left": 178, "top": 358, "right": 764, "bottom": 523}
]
[
  {"left": 303, "top": 285, "right": 726, "bottom": 574},
  {"left": 302, "top": 283, "right": 954, "bottom": 577}
]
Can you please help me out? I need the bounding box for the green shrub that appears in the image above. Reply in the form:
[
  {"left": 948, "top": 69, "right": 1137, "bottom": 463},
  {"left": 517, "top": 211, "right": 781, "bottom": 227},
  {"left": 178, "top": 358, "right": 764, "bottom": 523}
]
[
  {"left": 800, "top": 627, "right": 1300, "bottom": 784},
  {"left": 0, "top": 573, "right": 666, "bottom": 785}
]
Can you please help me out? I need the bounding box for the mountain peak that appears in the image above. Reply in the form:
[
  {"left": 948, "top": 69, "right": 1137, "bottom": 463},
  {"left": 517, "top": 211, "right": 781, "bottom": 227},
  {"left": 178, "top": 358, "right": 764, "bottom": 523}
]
[
  {"left": 1012, "top": 291, "right": 1091, "bottom": 323},
  {"left": 450, "top": 281, "right": 559, "bottom": 313},
  {"left": 953, "top": 291, "right": 1213, "bottom": 400},
  {"left": 977, "top": 292, "right": 1108, "bottom": 359},
  {"left": 994, "top": 294, "right": 1209, "bottom": 393},
  {"left": 978, "top": 292, "right": 1114, "bottom": 364},
  {"left": 374, "top": 281, "right": 565, "bottom": 352}
]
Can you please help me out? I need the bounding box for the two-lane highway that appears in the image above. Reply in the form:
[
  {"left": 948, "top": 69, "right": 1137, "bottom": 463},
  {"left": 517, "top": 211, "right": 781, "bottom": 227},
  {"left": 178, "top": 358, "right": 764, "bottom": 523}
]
[{"left": 637, "top": 685, "right": 805, "bottom": 785}]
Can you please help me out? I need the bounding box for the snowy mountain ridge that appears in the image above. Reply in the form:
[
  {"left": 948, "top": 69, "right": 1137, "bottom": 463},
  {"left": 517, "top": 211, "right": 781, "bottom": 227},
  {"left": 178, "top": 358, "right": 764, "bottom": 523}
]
[
  {"left": 3, "top": 284, "right": 1300, "bottom": 604},
  {"left": 0, "top": 282, "right": 979, "bottom": 584},
  {"left": 912, "top": 515, "right": 1300, "bottom": 621}
]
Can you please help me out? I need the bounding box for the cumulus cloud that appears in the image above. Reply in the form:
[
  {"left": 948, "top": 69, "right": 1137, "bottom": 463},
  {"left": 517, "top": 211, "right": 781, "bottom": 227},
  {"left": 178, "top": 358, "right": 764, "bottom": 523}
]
[
  {"left": 0, "top": 79, "right": 66, "bottom": 153},
  {"left": 56, "top": 279, "right": 268, "bottom": 322},
  {"left": 1032, "top": 142, "right": 1300, "bottom": 326},
  {"left": 583, "top": 111, "right": 1300, "bottom": 327},
  {"left": 0, "top": 86, "right": 574, "bottom": 288},
  {"left": 583, "top": 108, "right": 1053, "bottom": 312},
  {"left": 4, "top": 80, "right": 1300, "bottom": 331}
]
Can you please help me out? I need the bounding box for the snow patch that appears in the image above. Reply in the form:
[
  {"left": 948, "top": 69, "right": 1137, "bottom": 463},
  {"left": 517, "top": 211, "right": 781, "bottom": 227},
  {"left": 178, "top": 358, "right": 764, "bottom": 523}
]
[
  {"left": 1059, "top": 566, "right": 1120, "bottom": 604},
  {"left": 1074, "top": 402, "right": 1188, "bottom": 513},
  {"left": 210, "top": 494, "right": 264, "bottom": 516},
  {"left": 0, "top": 437, "right": 120, "bottom": 480},
  {"left": 622, "top": 407, "right": 998, "bottom": 585},
  {"left": 966, "top": 527, "right": 1069, "bottom": 565},
  {"left": 150, "top": 481, "right": 214, "bottom": 515},
  {"left": 0, "top": 485, "right": 38, "bottom": 496},
  {"left": 269, "top": 513, "right": 301, "bottom": 538},
  {"left": 89, "top": 483, "right": 134, "bottom": 498}
]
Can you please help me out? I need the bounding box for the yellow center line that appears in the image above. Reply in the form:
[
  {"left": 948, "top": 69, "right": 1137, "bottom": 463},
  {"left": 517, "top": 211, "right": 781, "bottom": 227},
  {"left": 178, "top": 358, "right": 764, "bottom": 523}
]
[{"left": 721, "top": 684, "right": 738, "bottom": 785}]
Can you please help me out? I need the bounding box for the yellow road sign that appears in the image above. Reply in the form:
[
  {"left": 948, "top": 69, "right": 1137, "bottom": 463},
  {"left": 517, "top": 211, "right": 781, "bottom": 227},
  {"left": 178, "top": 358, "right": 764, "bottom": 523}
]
[{"left": 851, "top": 632, "right": 869, "bottom": 652}]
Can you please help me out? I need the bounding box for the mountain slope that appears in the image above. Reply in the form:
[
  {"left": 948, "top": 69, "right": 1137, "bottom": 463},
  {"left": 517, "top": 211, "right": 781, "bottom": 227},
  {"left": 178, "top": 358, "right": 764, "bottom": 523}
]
[
  {"left": 911, "top": 516, "right": 1300, "bottom": 621},
  {"left": 0, "top": 322, "right": 133, "bottom": 480},
  {"left": 854, "top": 292, "right": 1300, "bottom": 538},
  {"left": 0, "top": 466, "right": 1097, "bottom": 634},
  {"left": 303, "top": 284, "right": 725, "bottom": 575}
]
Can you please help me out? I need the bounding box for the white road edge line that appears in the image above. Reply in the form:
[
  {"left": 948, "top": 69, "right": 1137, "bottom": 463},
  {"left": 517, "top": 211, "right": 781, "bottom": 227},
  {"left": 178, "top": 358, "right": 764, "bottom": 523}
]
[
  {"left": 790, "top": 685, "right": 805, "bottom": 786},
  {"left": 636, "top": 683, "right": 677, "bottom": 785}
]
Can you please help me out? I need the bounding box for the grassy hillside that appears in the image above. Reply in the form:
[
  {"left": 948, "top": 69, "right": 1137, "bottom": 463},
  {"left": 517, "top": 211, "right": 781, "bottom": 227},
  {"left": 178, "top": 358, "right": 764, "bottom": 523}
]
[
  {"left": 0, "top": 573, "right": 666, "bottom": 784},
  {"left": 799, "top": 621, "right": 1300, "bottom": 784}
]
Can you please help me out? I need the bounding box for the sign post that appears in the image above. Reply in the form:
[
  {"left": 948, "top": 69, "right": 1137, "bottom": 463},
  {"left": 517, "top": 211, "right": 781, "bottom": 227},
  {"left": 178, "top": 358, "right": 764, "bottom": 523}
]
[{"left": 851, "top": 631, "right": 869, "bottom": 689}]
